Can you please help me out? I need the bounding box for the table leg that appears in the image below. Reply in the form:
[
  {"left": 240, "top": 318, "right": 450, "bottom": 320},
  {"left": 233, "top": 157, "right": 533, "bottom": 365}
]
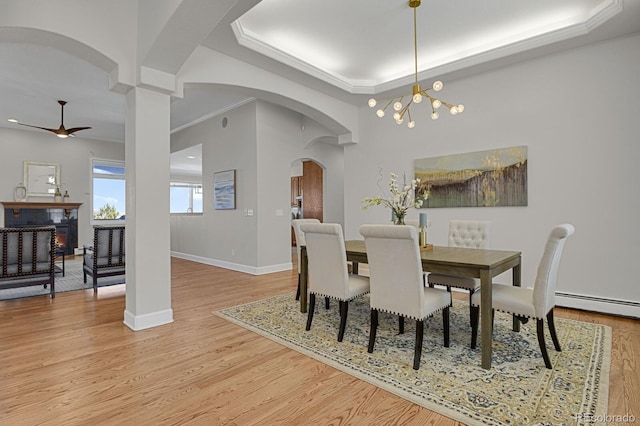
[
  {"left": 300, "top": 245, "right": 308, "bottom": 313},
  {"left": 512, "top": 258, "right": 522, "bottom": 332},
  {"left": 480, "top": 269, "right": 492, "bottom": 370}
]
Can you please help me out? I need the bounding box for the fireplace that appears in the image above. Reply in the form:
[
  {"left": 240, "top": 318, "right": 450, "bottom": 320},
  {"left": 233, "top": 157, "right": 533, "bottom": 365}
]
[{"left": 2, "top": 202, "right": 80, "bottom": 256}]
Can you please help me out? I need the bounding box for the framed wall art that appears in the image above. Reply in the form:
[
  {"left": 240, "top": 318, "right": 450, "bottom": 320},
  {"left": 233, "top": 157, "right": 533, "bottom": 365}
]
[
  {"left": 214, "top": 169, "right": 236, "bottom": 210},
  {"left": 414, "top": 146, "right": 528, "bottom": 208}
]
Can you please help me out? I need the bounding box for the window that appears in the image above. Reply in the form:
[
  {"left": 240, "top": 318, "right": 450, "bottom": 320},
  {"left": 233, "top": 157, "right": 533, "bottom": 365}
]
[
  {"left": 170, "top": 182, "right": 203, "bottom": 213},
  {"left": 92, "top": 159, "right": 126, "bottom": 221}
]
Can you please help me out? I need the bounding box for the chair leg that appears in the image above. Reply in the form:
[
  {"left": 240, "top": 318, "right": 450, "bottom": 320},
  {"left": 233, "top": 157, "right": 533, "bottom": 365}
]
[
  {"left": 368, "top": 309, "right": 378, "bottom": 353},
  {"left": 398, "top": 316, "right": 405, "bottom": 334},
  {"left": 547, "top": 310, "right": 561, "bottom": 352},
  {"left": 93, "top": 276, "right": 98, "bottom": 293},
  {"left": 337, "top": 301, "right": 349, "bottom": 342},
  {"left": 305, "top": 293, "right": 316, "bottom": 331},
  {"left": 413, "top": 320, "right": 424, "bottom": 370},
  {"left": 468, "top": 289, "right": 475, "bottom": 327},
  {"left": 295, "top": 273, "right": 301, "bottom": 300},
  {"left": 443, "top": 307, "right": 450, "bottom": 347},
  {"left": 325, "top": 297, "right": 330, "bottom": 310},
  {"left": 537, "top": 319, "right": 552, "bottom": 369},
  {"left": 83, "top": 271, "right": 87, "bottom": 284},
  {"left": 470, "top": 305, "right": 479, "bottom": 349}
]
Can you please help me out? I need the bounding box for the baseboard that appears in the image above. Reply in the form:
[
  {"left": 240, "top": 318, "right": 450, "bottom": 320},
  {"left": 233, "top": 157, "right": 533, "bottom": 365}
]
[
  {"left": 170, "top": 251, "right": 293, "bottom": 276},
  {"left": 555, "top": 291, "right": 640, "bottom": 319},
  {"left": 123, "top": 308, "right": 174, "bottom": 331}
]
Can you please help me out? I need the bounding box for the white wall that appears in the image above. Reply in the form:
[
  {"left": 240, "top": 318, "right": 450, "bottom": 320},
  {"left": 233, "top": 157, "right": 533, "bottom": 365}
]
[
  {"left": 0, "top": 127, "right": 125, "bottom": 247},
  {"left": 170, "top": 99, "right": 345, "bottom": 274},
  {"left": 345, "top": 33, "right": 640, "bottom": 316}
]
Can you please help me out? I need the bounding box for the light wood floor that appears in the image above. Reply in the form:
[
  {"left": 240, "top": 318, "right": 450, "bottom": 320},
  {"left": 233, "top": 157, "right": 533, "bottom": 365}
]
[{"left": 1, "top": 256, "right": 638, "bottom": 425}]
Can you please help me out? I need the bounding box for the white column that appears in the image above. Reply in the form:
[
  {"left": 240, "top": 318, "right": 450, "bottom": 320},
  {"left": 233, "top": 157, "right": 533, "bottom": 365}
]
[{"left": 123, "top": 87, "right": 173, "bottom": 330}]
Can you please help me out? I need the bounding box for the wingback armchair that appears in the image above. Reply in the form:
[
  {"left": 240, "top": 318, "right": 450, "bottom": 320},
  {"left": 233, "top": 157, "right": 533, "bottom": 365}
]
[{"left": 83, "top": 226, "right": 125, "bottom": 293}]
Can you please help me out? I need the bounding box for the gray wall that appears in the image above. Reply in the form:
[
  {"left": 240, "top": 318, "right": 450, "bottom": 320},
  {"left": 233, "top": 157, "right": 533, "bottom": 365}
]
[
  {"left": 345, "top": 33, "right": 640, "bottom": 316},
  {"left": 169, "top": 99, "right": 345, "bottom": 274}
]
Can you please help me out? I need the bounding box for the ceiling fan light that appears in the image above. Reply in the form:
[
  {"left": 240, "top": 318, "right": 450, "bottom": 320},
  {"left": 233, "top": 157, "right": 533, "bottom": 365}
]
[{"left": 57, "top": 134, "right": 68, "bottom": 138}]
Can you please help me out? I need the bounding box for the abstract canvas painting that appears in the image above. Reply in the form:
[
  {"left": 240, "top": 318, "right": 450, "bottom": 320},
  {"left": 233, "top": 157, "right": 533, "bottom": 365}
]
[
  {"left": 414, "top": 146, "right": 527, "bottom": 208},
  {"left": 214, "top": 169, "right": 236, "bottom": 210}
]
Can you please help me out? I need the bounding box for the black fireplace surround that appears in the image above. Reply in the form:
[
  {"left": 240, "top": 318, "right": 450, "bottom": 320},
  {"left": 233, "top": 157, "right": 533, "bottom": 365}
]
[{"left": 4, "top": 208, "right": 78, "bottom": 256}]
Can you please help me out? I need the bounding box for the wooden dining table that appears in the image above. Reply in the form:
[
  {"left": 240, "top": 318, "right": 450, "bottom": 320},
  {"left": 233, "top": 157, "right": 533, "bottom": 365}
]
[{"left": 299, "top": 240, "right": 522, "bottom": 370}]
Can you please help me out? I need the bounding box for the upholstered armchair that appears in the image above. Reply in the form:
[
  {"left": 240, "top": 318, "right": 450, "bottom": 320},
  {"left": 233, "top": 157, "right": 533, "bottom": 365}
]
[
  {"left": 301, "top": 223, "right": 370, "bottom": 342},
  {"left": 470, "top": 224, "right": 575, "bottom": 369},
  {"left": 360, "top": 224, "right": 451, "bottom": 370},
  {"left": 427, "top": 220, "right": 490, "bottom": 323},
  {"left": 83, "top": 226, "right": 125, "bottom": 293}
]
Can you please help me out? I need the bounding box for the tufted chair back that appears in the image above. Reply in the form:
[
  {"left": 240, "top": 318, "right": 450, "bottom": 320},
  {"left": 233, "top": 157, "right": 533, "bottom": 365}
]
[{"left": 448, "top": 220, "right": 491, "bottom": 249}]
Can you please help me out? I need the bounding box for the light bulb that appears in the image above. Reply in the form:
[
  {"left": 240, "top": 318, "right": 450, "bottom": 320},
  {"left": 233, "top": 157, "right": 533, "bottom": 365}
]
[
  {"left": 393, "top": 101, "right": 402, "bottom": 111},
  {"left": 393, "top": 112, "right": 401, "bottom": 120},
  {"left": 432, "top": 99, "right": 441, "bottom": 109},
  {"left": 450, "top": 106, "right": 459, "bottom": 115},
  {"left": 433, "top": 81, "right": 443, "bottom": 91},
  {"left": 457, "top": 104, "right": 465, "bottom": 113},
  {"left": 407, "top": 120, "right": 416, "bottom": 128},
  {"left": 413, "top": 93, "right": 422, "bottom": 103},
  {"left": 431, "top": 111, "right": 439, "bottom": 120},
  {"left": 8, "top": 118, "right": 18, "bottom": 123},
  {"left": 396, "top": 117, "right": 404, "bottom": 124},
  {"left": 57, "top": 134, "right": 68, "bottom": 138},
  {"left": 376, "top": 109, "right": 385, "bottom": 117},
  {"left": 368, "top": 98, "right": 377, "bottom": 108}
]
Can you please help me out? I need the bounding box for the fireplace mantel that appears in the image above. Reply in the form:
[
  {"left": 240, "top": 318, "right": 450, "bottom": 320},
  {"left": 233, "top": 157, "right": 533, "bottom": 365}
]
[{"left": 1, "top": 201, "right": 83, "bottom": 218}]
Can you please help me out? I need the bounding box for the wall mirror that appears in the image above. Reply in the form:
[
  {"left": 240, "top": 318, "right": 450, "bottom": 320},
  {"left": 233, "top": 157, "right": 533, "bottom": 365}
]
[{"left": 23, "top": 161, "right": 61, "bottom": 197}]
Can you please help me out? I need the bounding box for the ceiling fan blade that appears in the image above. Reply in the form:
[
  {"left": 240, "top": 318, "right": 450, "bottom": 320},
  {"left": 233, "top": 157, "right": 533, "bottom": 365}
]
[
  {"left": 65, "top": 127, "right": 92, "bottom": 134},
  {"left": 16, "top": 122, "right": 59, "bottom": 133}
]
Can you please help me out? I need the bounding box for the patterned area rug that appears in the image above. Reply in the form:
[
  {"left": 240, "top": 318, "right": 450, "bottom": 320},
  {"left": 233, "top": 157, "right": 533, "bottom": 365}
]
[
  {"left": 0, "top": 260, "right": 125, "bottom": 300},
  {"left": 215, "top": 293, "right": 611, "bottom": 425}
]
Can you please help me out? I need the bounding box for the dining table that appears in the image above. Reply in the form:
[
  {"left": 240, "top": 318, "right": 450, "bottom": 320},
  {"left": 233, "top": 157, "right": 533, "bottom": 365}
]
[{"left": 299, "top": 240, "right": 522, "bottom": 370}]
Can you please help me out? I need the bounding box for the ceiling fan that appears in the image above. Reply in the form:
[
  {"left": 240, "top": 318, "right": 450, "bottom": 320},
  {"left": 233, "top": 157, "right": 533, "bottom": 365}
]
[{"left": 12, "top": 100, "right": 91, "bottom": 138}]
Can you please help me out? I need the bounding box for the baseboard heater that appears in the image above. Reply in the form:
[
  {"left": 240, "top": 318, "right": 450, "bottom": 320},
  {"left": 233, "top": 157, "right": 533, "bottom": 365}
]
[{"left": 555, "top": 291, "right": 640, "bottom": 319}]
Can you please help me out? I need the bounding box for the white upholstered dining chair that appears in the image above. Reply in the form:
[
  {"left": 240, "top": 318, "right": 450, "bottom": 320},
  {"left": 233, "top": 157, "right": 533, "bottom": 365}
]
[
  {"left": 360, "top": 224, "right": 451, "bottom": 370},
  {"left": 427, "top": 220, "right": 490, "bottom": 323},
  {"left": 470, "top": 223, "right": 575, "bottom": 369},
  {"left": 291, "top": 218, "right": 320, "bottom": 300},
  {"left": 301, "top": 223, "right": 370, "bottom": 342}
]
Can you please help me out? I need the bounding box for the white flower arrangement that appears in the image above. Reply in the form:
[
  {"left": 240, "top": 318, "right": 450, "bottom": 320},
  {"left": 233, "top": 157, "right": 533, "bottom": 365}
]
[{"left": 362, "top": 172, "right": 429, "bottom": 224}]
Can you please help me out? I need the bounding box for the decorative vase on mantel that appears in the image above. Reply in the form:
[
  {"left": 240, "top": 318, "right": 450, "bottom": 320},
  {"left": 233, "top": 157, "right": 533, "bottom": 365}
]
[
  {"left": 63, "top": 190, "right": 70, "bottom": 202},
  {"left": 54, "top": 186, "right": 63, "bottom": 203},
  {"left": 14, "top": 183, "right": 27, "bottom": 202}
]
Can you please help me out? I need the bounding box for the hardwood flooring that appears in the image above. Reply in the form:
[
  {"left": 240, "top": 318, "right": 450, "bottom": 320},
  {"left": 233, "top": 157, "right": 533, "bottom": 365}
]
[{"left": 1, "top": 256, "right": 638, "bottom": 425}]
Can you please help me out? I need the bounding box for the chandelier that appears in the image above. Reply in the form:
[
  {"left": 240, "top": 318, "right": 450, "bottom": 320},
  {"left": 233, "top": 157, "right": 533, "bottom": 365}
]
[{"left": 368, "top": 0, "right": 463, "bottom": 128}]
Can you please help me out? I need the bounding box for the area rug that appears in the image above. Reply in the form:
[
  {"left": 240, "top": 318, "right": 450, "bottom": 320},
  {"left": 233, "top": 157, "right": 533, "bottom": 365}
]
[
  {"left": 0, "top": 260, "right": 125, "bottom": 300},
  {"left": 215, "top": 293, "right": 611, "bottom": 425}
]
